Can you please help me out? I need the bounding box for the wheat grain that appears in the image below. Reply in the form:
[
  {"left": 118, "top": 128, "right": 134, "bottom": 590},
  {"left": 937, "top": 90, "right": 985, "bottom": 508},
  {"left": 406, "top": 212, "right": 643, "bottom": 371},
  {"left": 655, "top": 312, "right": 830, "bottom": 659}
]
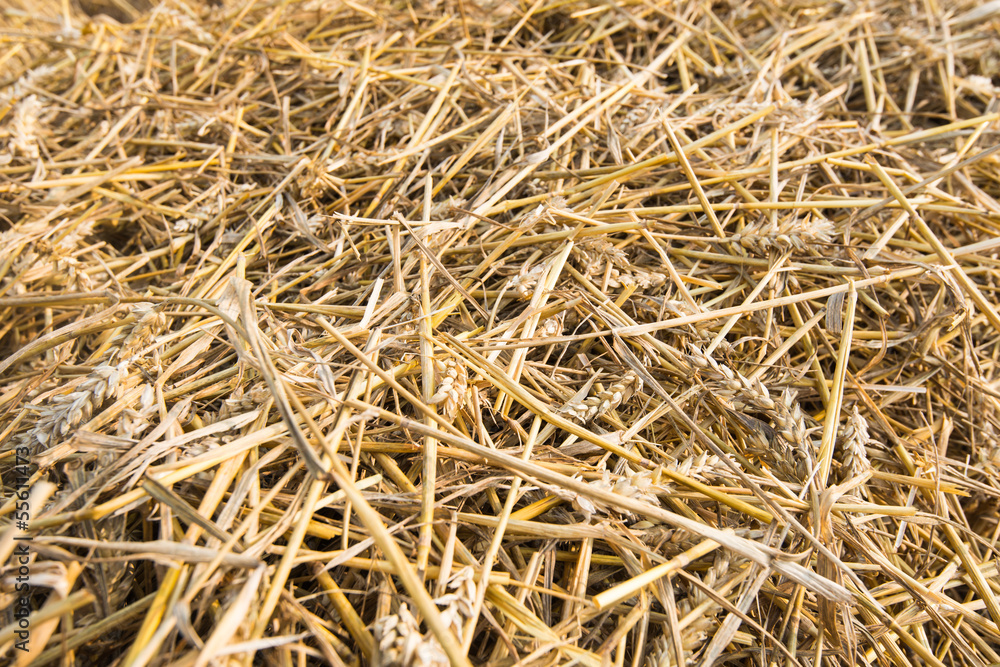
[
  {"left": 574, "top": 237, "right": 630, "bottom": 275},
  {"left": 369, "top": 567, "right": 476, "bottom": 666},
  {"left": 626, "top": 267, "right": 668, "bottom": 289},
  {"left": 25, "top": 305, "right": 165, "bottom": 448},
  {"left": 569, "top": 464, "right": 662, "bottom": 520},
  {"left": 116, "top": 305, "right": 167, "bottom": 364},
  {"left": 573, "top": 237, "right": 666, "bottom": 289},
  {"left": 118, "top": 383, "right": 157, "bottom": 439},
  {"left": 664, "top": 451, "right": 736, "bottom": 484},
  {"left": 558, "top": 371, "right": 642, "bottom": 424},
  {"left": 536, "top": 310, "right": 565, "bottom": 338},
  {"left": 428, "top": 357, "right": 468, "bottom": 423},
  {"left": 7, "top": 94, "right": 43, "bottom": 159},
  {"left": 372, "top": 603, "right": 449, "bottom": 667},
  {"left": 683, "top": 345, "right": 814, "bottom": 481},
  {"left": 435, "top": 566, "right": 476, "bottom": 644},
  {"left": 648, "top": 636, "right": 672, "bottom": 667},
  {"left": 507, "top": 262, "right": 547, "bottom": 299},
  {"left": 28, "top": 364, "right": 121, "bottom": 447},
  {"left": 840, "top": 405, "right": 873, "bottom": 479},
  {"left": 728, "top": 214, "right": 834, "bottom": 255}
]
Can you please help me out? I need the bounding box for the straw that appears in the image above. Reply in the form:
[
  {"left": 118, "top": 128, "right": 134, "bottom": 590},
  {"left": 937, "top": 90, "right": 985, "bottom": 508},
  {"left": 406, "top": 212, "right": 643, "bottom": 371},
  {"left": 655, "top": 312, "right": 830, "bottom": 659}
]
[{"left": 2, "top": 0, "right": 1000, "bottom": 665}]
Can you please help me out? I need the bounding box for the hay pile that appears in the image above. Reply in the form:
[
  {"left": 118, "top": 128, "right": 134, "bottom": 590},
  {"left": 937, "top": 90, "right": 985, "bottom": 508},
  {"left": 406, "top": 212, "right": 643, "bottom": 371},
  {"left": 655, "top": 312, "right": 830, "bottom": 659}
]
[{"left": 2, "top": 0, "right": 1000, "bottom": 665}]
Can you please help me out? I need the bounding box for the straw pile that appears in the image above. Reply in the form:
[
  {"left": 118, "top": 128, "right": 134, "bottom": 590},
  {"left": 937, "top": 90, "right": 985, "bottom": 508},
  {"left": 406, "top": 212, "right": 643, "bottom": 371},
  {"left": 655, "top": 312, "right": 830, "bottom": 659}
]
[{"left": 2, "top": 0, "right": 1000, "bottom": 665}]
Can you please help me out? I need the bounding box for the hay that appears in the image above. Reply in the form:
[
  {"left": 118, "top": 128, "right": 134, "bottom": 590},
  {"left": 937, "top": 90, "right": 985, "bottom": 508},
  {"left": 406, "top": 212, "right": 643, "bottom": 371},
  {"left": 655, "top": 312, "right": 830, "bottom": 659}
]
[{"left": 2, "top": 0, "right": 1000, "bottom": 665}]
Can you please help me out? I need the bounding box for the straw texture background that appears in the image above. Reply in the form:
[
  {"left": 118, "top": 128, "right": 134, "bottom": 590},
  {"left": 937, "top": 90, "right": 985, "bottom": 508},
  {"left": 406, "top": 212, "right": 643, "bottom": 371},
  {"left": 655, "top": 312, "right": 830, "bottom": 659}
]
[{"left": 2, "top": 0, "right": 1000, "bottom": 665}]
